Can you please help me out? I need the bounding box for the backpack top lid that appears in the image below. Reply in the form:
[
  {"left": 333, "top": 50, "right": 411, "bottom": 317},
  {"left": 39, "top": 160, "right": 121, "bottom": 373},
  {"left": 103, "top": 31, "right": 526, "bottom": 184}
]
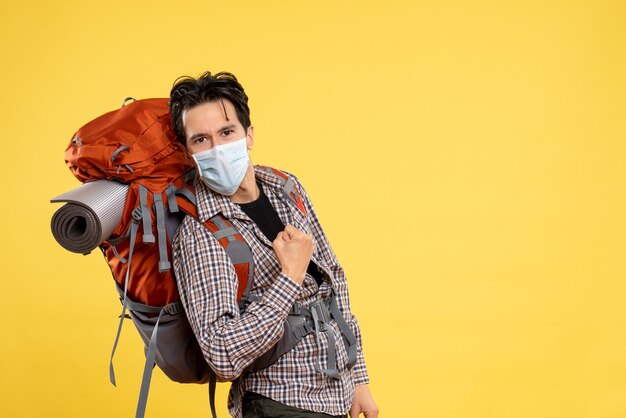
[{"left": 65, "top": 98, "right": 194, "bottom": 191}]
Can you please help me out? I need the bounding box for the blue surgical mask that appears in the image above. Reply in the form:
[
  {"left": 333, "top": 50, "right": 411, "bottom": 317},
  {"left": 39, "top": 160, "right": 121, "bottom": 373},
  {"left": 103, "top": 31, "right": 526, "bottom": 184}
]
[{"left": 192, "top": 137, "right": 250, "bottom": 196}]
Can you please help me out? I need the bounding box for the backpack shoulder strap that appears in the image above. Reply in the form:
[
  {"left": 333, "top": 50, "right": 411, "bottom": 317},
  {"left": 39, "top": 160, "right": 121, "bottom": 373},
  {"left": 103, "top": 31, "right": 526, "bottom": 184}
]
[
  {"left": 257, "top": 165, "right": 307, "bottom": 217},
  {"left": 175, "top": 188, "right": 256, "bottom": 308},
  {"left": 204, "top": 214, "right": 256, "bottom": 308}
]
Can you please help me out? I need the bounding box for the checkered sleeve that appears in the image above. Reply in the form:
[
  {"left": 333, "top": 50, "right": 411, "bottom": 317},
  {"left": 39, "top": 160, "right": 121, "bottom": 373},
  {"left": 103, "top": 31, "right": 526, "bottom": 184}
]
[
  {"left": 172, "top": 218, "right": 301, "bottom": 381},
  {"left": 289, "top": 174, "right": 370, "bottom": 385}
]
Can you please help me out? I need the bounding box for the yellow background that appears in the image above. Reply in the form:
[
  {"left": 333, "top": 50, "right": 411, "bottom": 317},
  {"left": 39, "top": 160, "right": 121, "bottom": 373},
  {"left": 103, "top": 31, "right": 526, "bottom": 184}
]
[{"left": 1, "top": 0, "right": 625, "bottom": 417}]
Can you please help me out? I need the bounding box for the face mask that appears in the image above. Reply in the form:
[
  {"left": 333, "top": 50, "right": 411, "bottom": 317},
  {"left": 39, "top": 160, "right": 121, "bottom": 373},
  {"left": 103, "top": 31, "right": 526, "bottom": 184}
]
[{"left": 192, "top": 137, "right": 250, "bottom": 196}]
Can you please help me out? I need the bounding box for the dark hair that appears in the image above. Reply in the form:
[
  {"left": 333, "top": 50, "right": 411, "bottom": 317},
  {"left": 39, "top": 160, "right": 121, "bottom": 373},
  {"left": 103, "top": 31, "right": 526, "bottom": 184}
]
[{"left": 169, "top": 71, "right": 251, "bottom": 145}]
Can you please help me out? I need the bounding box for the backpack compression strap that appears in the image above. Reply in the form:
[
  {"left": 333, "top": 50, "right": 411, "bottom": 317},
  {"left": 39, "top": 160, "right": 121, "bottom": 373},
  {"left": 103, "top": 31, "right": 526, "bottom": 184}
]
[{"left": 109, "top": 207, "right": 143, "bottom": 387}]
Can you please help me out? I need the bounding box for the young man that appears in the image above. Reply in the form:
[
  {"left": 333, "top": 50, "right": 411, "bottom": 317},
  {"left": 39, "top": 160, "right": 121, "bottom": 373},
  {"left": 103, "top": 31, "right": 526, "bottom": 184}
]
[{"left": 169, "top": 72, "right": 378, "bottom": 418}]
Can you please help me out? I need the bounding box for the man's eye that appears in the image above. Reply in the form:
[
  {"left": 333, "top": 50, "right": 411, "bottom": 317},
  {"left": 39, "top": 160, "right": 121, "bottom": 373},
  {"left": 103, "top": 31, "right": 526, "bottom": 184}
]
[
  {"left": 222, "top": 130, "right": 233, "bottom": 136},
  {"left": 195, "top": 136, "right": 206, "bottom": 143}
]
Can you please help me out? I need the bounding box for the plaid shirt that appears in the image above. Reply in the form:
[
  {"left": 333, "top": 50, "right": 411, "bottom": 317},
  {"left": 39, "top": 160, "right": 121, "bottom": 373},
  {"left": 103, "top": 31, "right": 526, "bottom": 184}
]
[{"left": 172, "top": 166, "right": 369, "bottom": 417}]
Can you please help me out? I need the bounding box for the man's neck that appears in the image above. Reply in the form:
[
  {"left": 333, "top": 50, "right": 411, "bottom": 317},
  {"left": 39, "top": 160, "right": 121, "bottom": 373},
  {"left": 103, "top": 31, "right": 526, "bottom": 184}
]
[{"left": 230, "top": 163, "right": 260, "bottom": 204}]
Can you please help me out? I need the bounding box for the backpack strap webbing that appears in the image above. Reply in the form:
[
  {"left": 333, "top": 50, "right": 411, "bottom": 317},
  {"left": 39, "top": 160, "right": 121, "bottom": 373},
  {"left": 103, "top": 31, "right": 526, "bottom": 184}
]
[
  {"left": 165, "top": 184, "right": 179, "bottom": 213},
  {"left": 138, "top": 185, "right": 155, "bottom": 243},
  {"left": 109, "top": 207, "right": 142, "bottom": 387},
  {"left": 153, "top": 193, "right": 171, "bottom": 272},
  {"left": 175, "top": 185, "right": 196, "bottom": 206}
]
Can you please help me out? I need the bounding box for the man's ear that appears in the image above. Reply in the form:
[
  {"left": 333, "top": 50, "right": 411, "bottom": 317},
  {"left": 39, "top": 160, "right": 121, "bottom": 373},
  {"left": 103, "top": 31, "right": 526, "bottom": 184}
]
[{"left": 246, "top": 125, "right": 254, "bottom": 150}]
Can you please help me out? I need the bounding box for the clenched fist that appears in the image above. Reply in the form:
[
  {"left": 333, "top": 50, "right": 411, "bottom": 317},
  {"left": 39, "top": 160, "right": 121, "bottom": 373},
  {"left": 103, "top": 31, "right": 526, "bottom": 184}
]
[{"left": 272, "top": 224, "right": 314, "bottom": 285}]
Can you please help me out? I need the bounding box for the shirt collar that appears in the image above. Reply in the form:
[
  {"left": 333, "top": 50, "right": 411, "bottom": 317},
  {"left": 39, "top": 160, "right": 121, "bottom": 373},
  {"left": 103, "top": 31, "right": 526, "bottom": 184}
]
[{"left": 196, "top": 165, "right": 288, "bottom": 222}]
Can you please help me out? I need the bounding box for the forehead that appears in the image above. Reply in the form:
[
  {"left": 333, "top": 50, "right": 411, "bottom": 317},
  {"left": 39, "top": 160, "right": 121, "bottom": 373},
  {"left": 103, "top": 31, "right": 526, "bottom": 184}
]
[{"left": 182, "top": 99, "right": 241, "bottom": 133}]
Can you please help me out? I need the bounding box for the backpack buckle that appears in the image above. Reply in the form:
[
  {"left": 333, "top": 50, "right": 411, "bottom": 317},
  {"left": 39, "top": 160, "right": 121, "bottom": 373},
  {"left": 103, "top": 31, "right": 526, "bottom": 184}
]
[
  {"left": 131, "top": 207, "right": 142, "bottom": 223},
  {"left": 309, "top": 300, "right": 330, "bottom": 325},
  {"left": 289, "top": 303, "right": 302, "bottom": 315},
  {"left": 163, "top": 302, "right": 184, "bottom": 315}
]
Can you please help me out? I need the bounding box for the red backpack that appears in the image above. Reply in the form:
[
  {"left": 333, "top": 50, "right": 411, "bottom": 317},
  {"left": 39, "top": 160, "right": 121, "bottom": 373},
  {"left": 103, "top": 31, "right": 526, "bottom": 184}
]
[{"left": 62, "top": 98, "right": 244, "bottom": 418}]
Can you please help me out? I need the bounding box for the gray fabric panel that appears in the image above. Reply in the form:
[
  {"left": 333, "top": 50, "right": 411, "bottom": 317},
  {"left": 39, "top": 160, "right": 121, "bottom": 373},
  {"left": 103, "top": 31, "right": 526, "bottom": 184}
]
[
  {"left": 246, "top": 321, "right": 297, "bottom": 373},
  {"left": 50, "top": 180, "right": 128, "bottom": 254},
  {"left": 139, "top": 185, "right": 155, "bottom": 243},
  {"left": 129, "top": 306, "right": 210, "bottom": 384}
]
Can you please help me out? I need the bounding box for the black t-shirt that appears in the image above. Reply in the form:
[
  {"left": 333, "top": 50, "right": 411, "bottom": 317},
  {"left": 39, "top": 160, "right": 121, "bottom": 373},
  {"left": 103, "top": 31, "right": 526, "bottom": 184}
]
[{"left": 238, "top": 182, "right": 323, "bottom": 286}]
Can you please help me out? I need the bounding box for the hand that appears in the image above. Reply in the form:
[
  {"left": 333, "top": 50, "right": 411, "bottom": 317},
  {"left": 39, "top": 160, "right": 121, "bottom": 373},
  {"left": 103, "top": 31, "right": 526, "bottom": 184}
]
[
  {"left": 272, "top": 224, "right": 314, "bottom": 285},
  {"left": 349, "top": 384, "right": 379, "bottom": 418}
]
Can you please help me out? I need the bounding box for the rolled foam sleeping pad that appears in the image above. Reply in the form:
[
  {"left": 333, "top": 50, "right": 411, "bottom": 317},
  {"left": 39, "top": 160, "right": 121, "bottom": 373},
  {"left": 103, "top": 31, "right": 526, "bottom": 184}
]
[{"left": 50, "top": 180, "right": 129, "bottom": 254}]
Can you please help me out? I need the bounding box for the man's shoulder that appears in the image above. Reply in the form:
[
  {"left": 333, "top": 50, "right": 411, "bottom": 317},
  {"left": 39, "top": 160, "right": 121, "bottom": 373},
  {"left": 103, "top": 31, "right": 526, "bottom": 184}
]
[{"left": 254, "top": 165, "right": 306, "bottom": 191}]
